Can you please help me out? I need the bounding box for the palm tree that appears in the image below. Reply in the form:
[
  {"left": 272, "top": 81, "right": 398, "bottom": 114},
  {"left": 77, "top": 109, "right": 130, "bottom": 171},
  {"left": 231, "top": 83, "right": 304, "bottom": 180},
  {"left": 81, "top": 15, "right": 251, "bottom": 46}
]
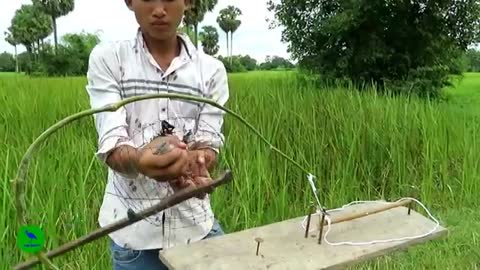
[
  {"left": 183, "top": 0, "right": 218, "bottom": 48},
  {"left": 32, "top": 0, "right": 75, "bottom": 52},
  {"left": 217, "top": 6, "right": 242, "bottom": 63},
  {"left": 4, "top": 29, "right": 19, "bottom": 72},
  {"left": 225, "top": 6, "right": 241, "bottom": 58},
  {"left": 216, "top": 9, "right": 230, "bottom": 57},
  {"left": 199, "top": 25, "right": 219, "bottom": 55}
]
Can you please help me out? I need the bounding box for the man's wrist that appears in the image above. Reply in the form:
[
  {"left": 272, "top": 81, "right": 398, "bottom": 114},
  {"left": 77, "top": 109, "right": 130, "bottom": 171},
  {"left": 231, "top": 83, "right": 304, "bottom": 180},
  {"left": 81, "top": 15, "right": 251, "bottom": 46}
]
[{"left": 106, "top": 145, "right": 141, "bottom": 176}]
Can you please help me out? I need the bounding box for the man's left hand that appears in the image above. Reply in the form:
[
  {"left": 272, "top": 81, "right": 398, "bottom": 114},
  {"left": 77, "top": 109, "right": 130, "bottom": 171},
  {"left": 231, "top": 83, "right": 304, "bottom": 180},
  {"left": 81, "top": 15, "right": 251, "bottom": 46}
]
[{"left": 170, "top": 149, "right": 217, "bottom": 198}]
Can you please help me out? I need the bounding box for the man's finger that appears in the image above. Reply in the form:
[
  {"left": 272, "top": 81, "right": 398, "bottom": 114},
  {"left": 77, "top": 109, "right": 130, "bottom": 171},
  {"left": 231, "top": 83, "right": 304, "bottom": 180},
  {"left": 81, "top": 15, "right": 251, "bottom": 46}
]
[
  {"left": 197, "top": 151, "right": 205, "bottom": 164},
  {"left": 155, "top": 150, "right": 189, "bottom": 177},
  {"left": 150, "top": 148, "right": 186, "bottom": 168}
]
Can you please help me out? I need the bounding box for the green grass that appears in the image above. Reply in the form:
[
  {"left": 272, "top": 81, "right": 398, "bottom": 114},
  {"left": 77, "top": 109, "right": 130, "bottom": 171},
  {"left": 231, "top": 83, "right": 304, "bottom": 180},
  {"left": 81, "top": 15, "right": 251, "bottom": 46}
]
[
  {"left": 444, "top": 72, "right": 480, "bottom": 114},
  {"left": 1, "top": 72, "right": 479, "bottom": 269}
]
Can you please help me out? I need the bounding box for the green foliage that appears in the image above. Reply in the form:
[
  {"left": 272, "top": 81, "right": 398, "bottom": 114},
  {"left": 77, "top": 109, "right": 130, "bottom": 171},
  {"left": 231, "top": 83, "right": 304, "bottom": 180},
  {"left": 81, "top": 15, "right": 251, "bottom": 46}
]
[
  {"left": 32, "top": 0, "right": 75, "bottom": 50},
  {"left": 199, "top": 25, "right": 220, "bottom": 55},
  {"left": 216, "top": 55, "right": 295, "bottom": 73},
  {"left": 259, "top": 56, "right": 294, "bottom": 70},
  {"left": 464, "top": 48, "right": 480, "bottom": 72},
  {"left": 36, "top": 32, "right": 101, "bottom": 76},
  {"left": 183, "top": 0, "right": 218, "bottom": 47},
  {"left": 267, "top": 0, "right": 480, "bottom": 98},
  {"left": 9, "top": 4, "right": 52, "bottom": 53},
  {"left": 217, "top": 55, "right": 246, "bottom": 73},
  {"left": 216, "top": 5, "right": 242, "bottom": 57},
  {"left": 0, "top": 52, "right": 15, "bottom": 72}
]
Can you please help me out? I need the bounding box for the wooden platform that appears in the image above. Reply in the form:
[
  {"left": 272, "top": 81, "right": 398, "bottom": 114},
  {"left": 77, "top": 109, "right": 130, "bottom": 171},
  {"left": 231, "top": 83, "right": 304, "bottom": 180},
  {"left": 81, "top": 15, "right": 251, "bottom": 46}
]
[{"left": 159, "top": 202, "right": 447, "bottom": 270}]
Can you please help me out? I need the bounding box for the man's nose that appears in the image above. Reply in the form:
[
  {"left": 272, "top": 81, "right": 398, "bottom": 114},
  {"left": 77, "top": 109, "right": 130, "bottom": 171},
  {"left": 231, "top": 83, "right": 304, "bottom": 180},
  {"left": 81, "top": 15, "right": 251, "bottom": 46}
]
[{"left": 152, "top": 3, "right": 167, "bottom": 18}]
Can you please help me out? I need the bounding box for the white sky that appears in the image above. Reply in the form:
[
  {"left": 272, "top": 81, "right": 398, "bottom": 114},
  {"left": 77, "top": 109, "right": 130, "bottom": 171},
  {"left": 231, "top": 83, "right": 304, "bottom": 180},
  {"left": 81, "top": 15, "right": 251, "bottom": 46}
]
[{"left": 0, "top": 0, "right": 291, "bottom": 63}]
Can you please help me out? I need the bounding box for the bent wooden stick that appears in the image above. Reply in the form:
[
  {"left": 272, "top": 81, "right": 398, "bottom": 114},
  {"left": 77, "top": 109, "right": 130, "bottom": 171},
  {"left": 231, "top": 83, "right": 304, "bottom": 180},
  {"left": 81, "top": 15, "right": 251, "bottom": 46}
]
[{"left": 13, "top": 170, "right": 233, "bottom": 270}]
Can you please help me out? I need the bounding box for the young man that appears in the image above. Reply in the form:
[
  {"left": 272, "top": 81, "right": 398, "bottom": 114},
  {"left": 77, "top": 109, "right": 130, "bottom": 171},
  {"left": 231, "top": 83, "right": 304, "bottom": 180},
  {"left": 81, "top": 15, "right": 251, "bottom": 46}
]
[{"left": 85, "top": 0, "right": 229, "bottom": 269}]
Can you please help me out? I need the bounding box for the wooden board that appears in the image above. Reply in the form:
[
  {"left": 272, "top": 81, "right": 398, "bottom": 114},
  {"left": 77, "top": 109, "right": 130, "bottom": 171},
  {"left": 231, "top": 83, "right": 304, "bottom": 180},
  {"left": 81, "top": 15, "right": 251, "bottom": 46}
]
[{"left": 159, "top": 202, "right": 447, "bottom": 270}]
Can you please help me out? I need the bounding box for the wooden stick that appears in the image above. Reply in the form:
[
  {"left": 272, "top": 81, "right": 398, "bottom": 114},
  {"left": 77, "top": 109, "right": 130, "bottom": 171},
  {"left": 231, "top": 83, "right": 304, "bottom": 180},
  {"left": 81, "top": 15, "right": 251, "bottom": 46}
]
[
  {"left": 320, "top": 199, "right": 413, "bottom": 227},
  {"left": 12, "top": 171, "right": 233, "bottom": 270}
]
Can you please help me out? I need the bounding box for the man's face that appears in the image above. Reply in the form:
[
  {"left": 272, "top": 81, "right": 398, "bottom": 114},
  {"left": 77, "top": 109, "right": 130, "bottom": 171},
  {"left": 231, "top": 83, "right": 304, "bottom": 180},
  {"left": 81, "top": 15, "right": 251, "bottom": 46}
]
[{"left": 126, "top": 0, "right": 190, "bottom": 41}]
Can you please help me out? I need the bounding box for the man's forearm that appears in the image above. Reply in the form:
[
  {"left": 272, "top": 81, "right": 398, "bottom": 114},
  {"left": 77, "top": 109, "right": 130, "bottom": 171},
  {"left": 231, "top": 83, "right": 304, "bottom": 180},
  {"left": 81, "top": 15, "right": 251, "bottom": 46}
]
[{"left": 106, "top": 145, "right": 140, "bottom": 175}]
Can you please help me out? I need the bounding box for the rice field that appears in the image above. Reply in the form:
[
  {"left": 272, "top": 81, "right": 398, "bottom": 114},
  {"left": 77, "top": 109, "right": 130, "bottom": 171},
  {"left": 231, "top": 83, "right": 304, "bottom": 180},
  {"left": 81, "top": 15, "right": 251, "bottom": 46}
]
[{"left": 1, "top": 71, "right": 479, "bottom": 269}]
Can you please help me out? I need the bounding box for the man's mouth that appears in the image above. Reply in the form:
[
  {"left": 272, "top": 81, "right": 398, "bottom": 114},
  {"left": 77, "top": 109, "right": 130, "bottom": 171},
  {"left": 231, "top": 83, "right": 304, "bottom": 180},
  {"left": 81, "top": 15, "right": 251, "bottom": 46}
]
[{"left": 152, "top": 21, "right": 169, "bottom": 27}]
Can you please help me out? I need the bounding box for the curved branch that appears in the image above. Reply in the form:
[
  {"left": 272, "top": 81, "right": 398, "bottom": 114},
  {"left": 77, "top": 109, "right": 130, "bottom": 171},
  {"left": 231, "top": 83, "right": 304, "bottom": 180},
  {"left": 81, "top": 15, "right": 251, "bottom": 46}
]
[{"left": 12, "top": 93, "right": 313, "bottom": 268}]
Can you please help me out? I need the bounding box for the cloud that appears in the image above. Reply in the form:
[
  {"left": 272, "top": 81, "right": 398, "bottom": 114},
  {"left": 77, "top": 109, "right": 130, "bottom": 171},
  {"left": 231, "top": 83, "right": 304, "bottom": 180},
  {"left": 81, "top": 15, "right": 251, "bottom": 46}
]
[{"left": 0, "top": 0, "right": 291, "bottom": 63}]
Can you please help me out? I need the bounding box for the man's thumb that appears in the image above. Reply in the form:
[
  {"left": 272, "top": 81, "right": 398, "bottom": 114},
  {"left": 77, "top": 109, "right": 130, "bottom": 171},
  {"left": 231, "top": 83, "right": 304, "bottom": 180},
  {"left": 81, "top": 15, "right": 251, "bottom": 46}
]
[{"left": 198, "top": 152, "right": 205, "bottom": 164}]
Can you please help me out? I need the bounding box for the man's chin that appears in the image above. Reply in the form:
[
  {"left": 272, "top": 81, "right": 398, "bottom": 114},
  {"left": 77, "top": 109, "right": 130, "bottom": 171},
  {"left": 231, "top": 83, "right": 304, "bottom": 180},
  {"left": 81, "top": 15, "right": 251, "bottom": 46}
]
[{"left": 146, "top": 29, "right": 176, "bottom": 41}]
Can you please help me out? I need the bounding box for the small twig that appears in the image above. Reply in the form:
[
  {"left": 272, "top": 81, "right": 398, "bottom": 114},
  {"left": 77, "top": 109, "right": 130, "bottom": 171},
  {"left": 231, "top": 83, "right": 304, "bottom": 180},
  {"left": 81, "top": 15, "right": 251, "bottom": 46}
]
[{"left": 12, "top": 171, "right": 233, "bottom": 270}]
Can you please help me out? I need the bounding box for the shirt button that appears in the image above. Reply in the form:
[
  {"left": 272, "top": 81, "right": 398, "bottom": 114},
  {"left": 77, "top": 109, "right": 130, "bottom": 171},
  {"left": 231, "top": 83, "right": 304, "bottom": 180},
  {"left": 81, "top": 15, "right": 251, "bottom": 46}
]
[{"left": 162, "top": 108, "right": 166, "bottom": 112}]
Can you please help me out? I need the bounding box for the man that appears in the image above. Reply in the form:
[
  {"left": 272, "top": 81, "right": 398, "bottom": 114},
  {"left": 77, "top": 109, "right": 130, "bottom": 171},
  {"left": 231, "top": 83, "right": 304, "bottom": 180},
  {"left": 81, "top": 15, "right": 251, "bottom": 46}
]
[{"left": 85, "top": 0, "right": 229, "bottom": 269}]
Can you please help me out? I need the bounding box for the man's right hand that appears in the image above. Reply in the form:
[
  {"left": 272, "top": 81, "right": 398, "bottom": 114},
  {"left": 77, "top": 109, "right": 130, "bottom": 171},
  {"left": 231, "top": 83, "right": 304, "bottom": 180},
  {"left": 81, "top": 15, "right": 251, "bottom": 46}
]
[
  {"left": 135, "top": 135, "right": 189, "bottom": 182},
  {"left": 106, "top": 135, "right": 189, "bottom": 182}
]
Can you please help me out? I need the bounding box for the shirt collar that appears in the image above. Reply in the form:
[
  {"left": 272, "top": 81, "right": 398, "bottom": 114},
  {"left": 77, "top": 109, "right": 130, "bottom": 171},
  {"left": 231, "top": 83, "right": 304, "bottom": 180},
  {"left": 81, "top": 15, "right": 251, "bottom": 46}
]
[{"left": 134, "top": 28, "right": 197, "bottom": 61}]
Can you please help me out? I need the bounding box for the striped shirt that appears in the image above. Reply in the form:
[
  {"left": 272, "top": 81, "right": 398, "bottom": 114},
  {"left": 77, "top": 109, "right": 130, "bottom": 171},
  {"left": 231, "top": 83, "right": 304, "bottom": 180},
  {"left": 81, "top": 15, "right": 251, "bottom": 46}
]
[{"left": 85, "top": 29, "right": 229, "bottom": 250}]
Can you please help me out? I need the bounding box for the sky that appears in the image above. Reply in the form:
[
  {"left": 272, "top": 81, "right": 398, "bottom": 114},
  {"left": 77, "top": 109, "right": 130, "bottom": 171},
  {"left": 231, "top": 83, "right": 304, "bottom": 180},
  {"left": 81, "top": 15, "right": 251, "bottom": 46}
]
[{"left": 0, "top": 0, "right": 292, "bottom": 63}]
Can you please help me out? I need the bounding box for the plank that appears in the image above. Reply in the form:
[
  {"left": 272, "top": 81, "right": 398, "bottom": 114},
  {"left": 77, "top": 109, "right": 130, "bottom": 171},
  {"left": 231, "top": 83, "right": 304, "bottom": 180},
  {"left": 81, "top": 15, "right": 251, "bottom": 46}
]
[{"left": 159, "top": 201, "right": 447, "bottom": 270}]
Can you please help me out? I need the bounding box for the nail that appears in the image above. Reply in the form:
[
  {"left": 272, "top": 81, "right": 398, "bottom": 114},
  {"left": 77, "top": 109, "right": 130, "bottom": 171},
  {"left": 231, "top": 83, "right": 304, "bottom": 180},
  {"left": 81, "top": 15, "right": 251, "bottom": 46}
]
[
  {"left": 408, "top": 185, "right": 417, "bottom": 215},
  {"left": 254, "top": 237, "right": 263, "bottom": 256},
  {"left": 305, "top": 203, "right": 314, "bottom": 238},
  {"left": 318, "top": 211, "right": 326, "bottom": 245}
]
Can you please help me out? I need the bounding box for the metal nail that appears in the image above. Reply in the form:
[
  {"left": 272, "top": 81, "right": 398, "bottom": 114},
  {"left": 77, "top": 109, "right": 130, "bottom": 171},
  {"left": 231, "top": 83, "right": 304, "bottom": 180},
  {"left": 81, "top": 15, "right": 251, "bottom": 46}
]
[
  {"left": 318, "top": 211, "right": 326, "bottom": 244},
  {"left": 254, "top": 237, "right": 263, "bottom": 256},
  {"left": 305, "top": 203, "right": 314, "bottom": 238}
]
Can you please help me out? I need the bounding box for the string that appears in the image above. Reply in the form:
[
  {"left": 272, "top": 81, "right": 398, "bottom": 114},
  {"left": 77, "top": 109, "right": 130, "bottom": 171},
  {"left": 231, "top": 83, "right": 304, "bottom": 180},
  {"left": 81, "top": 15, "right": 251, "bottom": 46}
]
[{"left": 303, "top": 174, "right": 440, "bottom": 246}]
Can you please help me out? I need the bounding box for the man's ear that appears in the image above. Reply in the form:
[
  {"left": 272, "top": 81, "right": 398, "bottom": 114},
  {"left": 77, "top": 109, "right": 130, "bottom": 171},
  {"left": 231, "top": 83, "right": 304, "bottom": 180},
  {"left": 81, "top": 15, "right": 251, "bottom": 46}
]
[{"left": 185, "top": 0, "right": 192, "bottom": 9}]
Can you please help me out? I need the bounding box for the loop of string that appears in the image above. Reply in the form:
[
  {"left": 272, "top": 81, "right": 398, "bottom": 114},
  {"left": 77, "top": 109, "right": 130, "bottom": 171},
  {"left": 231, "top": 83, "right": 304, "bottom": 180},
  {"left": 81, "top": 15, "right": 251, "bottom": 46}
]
[{"left": 303, "top": 174, "right": 440, "bottom": 246}]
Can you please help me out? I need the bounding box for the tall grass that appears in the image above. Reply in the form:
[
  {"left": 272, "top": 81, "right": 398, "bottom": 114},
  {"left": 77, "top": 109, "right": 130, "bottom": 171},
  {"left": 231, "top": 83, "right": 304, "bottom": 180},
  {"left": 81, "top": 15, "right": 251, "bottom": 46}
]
[{"left": 0, "top": 72, "right": 479, "bottom": 269}]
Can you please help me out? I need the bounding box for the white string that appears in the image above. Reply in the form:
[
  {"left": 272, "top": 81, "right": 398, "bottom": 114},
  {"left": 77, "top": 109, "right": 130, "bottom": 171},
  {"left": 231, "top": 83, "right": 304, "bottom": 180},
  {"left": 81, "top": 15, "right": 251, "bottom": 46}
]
[
  {"left": 300, "top": 197, "right": 440, "bottom": 246},
  {"left": 304, "top": 174, "right": 439, "bottom": 245},
  {"left": 307, "top": 173, "right": 326, "bottom": 211}
]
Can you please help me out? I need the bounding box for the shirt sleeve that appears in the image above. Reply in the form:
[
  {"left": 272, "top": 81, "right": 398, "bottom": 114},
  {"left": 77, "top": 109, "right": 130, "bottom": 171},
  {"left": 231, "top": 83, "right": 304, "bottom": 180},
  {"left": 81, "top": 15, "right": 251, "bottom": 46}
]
[
  {"left": 85, "top": 44, "right": 135, "bottom": 164},
  {"left": 193, "top": 62, "right": 230, "bottom": 153}
]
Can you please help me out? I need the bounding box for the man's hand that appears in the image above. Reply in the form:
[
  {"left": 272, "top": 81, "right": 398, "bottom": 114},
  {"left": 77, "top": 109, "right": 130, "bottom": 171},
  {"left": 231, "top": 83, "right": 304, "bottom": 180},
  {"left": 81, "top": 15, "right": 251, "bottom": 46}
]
[
  {"left": 106, "top": 135, "right": 190, "bottom": 182},
  {"left": 136, "top": 135, "right": 190, "bottom": 182},
  {"left": 170, "top": 148, "right": 218, "bottom": 198}
]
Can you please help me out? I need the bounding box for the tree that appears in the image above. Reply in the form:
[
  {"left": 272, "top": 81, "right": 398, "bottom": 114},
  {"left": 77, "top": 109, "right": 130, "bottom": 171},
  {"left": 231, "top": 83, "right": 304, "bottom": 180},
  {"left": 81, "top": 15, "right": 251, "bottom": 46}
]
[
  {"left": 225, "top": 5, "right": 242, "bottom": 58},
  {"left": 464, "top": 48, "right": 480, "bottom": 72},
  {"left": 216, "top": 9, "right": 230, "bottom": 57},
  {"left": 267, "top": 0, "right": 480, "bottom": 97},
  {"left": 9, "top": 4, "right": 52, "bottom": 67},
  {"left": 0, "top": 52, "right": 16, "bottom": 72},
  {"left": 216, "top": 5, "right": 242, "bottom": 62},
  {"left": 32, "top": 0, "right": 75, "bottom": 52},
  {"left": 4, "top": 30, "right": 19, "bottom": 72},
  {"left": 183, "top": 0, "right": 218, "bottom": 48},
  {"left": 199, "top": 25, "right": 219, "bottom": 55}
]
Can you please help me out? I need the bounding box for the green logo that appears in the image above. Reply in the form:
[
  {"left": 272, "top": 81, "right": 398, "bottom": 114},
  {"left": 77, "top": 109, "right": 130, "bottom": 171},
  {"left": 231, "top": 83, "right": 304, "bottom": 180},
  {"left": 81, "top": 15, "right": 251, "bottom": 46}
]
[{"left": 17, "top": 225, "right": 45, "bottom": 253}]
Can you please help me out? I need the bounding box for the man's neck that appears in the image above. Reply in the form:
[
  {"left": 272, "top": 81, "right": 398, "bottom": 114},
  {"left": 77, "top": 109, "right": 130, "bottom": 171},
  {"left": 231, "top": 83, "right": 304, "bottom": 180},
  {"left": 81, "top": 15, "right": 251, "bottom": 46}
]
[{"left": 142, "top": 32, "right": 181, "bottom": 72}]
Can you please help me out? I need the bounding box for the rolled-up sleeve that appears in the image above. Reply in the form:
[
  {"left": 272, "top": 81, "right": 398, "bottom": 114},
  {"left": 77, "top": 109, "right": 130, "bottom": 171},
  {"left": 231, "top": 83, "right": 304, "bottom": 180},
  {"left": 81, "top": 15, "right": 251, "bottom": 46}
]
[
  {"left": 194, "top": 63, "right": 230, "bottom": 152},
  {"left": 85, "top": 44, "right": 135, "bottom": 164}
]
